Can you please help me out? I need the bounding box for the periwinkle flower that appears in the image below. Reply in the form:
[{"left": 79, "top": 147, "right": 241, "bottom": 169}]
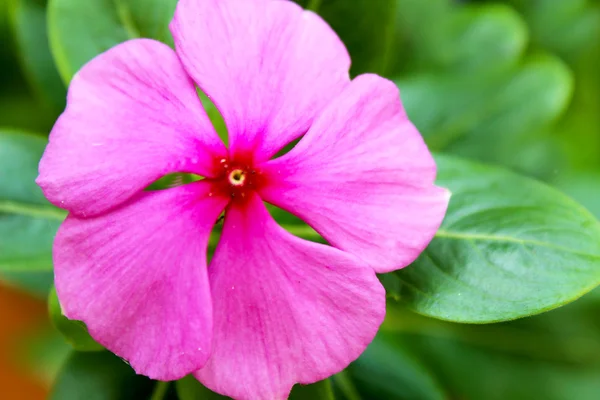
[{"left": 37, "top": 0, "right": 449, "bottom": 398}]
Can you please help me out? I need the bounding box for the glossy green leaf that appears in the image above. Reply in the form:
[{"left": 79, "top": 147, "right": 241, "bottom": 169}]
[
  {"left": 0, "top": 130, "right": 64, "bottom": 273},
  {"left": 50, "top": 351, "right": 155, "bottom": 400},
  {"left": 387, "top": 154, "right": 600, "bottom": 323},
  {"left": 340, "top": 333, "right": 446, "bottom": 400},
  {"left": 10, "top": 0, "right": 66, "bottom": 114},
  {"left": 175, "top": 375, "right": 227, "bottom": 400},
  {"left": 48, "top": 0, "right": 177, "bottom": 83},
  {"left": 48, "top": 286, "right": 104, "bottom": 352}
]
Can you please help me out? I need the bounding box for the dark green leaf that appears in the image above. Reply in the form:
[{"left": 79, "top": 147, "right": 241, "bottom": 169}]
[
  {"left": 296, "top": 0, "right": 396, "bottom": 76},
  {"left": 176, "top": 375, "right": 335, "bottom": 400},
  {"left": 342, "top": 333, "right": 446, "bottom": 400},
  {"left": 48, "top": 286, "right": 104, "bottom": 351},
  {"left": 289, "top": 379, "right": 334, "bottom": 400},
  {"left": 175, "top": 375, "right": 228, "bottom": 400},
  {"left": 382, "top": 299, "right": 600, "bottom": 400},
  {"left": 10, "top": 0, "right": 66, "bottom": 114},
  {"left": 50, "top": 351, "right": 155, "bottom": 400},
  {"left": 388, "top": 154, "right": 600, "bottom": 323}
]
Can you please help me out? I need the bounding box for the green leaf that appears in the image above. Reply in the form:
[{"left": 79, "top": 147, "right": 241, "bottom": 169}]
[
  {"left": 387, "top": 154, "right": 600, "bottom": 323},
  {"left": 341, "top": 333, "right": 446, "bottom": 400},
  {"left": 389, "top": 0, "right": 452, "bottom": 74},
  {"left": 48, "top": 286, "right": 104, "bottom": 352},
  {"left": 48, "top": 0, "right": 177, "bottom": 83},
  {"left": 177, "top": 375, "right": 335, "bottom": 400},
  {"left": 175, "top": 375, "right": 227, "bottom": 400},
  {"left": 0, "top": 130, "right": 65, "bottom": 273},
  {"left": 446, "top": 4, "right": 527, "bottom": 75},
  {"left": 445, "top": 55, "right": 573, "bottom": 170},
  {"left": 296, "top": 0, "right": 396, "bottom": 76},
  {"left": 50, "top": 351, "right": 155, "bottom": 400},
  {"left": 289, "top": 379, "right": 334, "bottom": 400},
  {"left": 388, "top": 1, "right": 526, "bottom": 76},
  {"left": 512, "top": 0, "right": 600, "bottom": 61},
  {"left": 382, "top": 299, "right": 600, "bottom": 400},
  {"left": 398, "top": 54, "right": 573, "bottom": 177},
  {"left": 553, "top": 171, "right": 600, "bottom": 219},
  {"left": 10, "top": 0, "right": 66, "bottom": 114}
]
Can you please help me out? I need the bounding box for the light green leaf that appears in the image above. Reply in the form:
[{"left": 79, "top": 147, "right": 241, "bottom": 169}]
[
  {"left": 48, "top": 286, "right": 104, "bottom": 352},
  {"left": 0, "top": 130, "right": 64, "bottom": 273},
  {"left": 387, "top": 154, "right": 600, "bottom": 323},
  {"left": 389, "top": 1, "right": 525, "bottom": 76},
  {"left": 553, "top": 171, "right": 600, "bottom": 219},
  {"left": 50, "top": 351, "right": 155, "bottom": 400},
  {"left": 389, "top": 0, "right": 452, "bottom": 74},
  {"left": 48, "top": 0, "right": 177, "bottom": 83},
  {"left": 513, "top": 0, "right": 600, "bottom": 61},
  {"left": 447, "top": 4, "right": 527, "bottom": 75}
]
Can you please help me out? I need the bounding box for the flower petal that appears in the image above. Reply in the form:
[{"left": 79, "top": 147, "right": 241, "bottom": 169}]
[
  {"left": 259, "top": 74, "right": 450, "bottom": 273},
  {"left": 38, "top": 38, "right": 226, "bottom": 218},
  {"left": 170, "top": 0, "right": 350, "bottom": 160},
  {"left": 54, "top": 182, "right": 228, "bottom": 380},
  {"left": 195, "top": 195, "right": 385, "bottom": 400}
]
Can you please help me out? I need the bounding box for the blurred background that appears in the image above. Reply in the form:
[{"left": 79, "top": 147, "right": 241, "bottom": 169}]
[{"left": 0, "top": 0, "right": 599, "bottom": 399}]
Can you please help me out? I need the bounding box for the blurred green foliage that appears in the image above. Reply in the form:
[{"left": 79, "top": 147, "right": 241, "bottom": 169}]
[{"left": 1, "top": 0, "right": 600, "bottom": 399}]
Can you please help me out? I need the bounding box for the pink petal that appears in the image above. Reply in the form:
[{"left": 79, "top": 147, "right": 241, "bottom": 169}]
[
  {"left": 54, "top": 182, "right": 228, "bottom": 380},
  {"left": 259, "top": 74, "right": 450, "bottom": 273},
  {"left": 170, "top": 0, "right": 350, "bottom": 160},
  {"left": 195, "top": 194, "right": 385, "bottom": 400},
  {"left": 38, "top": 39, "right": 226, "bottom": 218}
]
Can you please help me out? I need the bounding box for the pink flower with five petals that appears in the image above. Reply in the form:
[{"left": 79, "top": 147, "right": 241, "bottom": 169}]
[{"left": 37, "top": 0, "right": 450, "bottom": 398}]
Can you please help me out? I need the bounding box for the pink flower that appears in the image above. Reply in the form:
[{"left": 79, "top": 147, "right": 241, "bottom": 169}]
[{"left": 37, "top": 0, "right": 449, "bottom": 398}]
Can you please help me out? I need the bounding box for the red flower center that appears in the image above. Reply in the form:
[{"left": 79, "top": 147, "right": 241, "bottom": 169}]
[{"left": 208, "top": 153, "right": 266, "bottom": 205}]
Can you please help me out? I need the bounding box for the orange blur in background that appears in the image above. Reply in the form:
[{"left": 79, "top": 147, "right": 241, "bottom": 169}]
[{"left": 0, "top": 285, "right": 48, "bottom": 400}]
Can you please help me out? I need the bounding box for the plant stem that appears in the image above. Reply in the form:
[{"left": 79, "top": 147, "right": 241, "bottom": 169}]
[
  {"left": 306, "top": 0, "right": 323, "bottom": 13},
  {"left": 150, "top": 381, "right": 170, "bottom": 400}
]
